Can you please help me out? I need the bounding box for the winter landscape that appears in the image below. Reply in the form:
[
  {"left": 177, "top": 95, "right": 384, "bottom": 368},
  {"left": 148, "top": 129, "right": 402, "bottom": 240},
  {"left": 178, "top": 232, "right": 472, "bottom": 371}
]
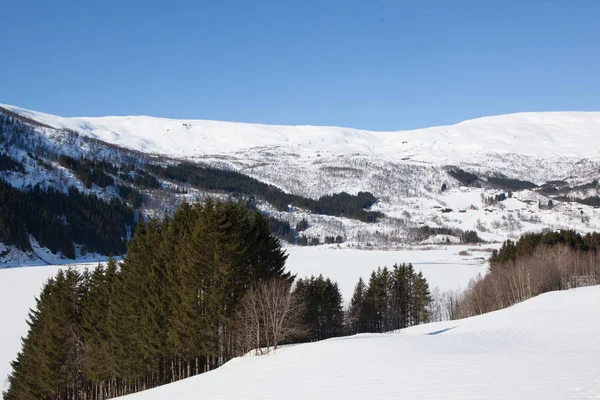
[
  {"left": 3, "top": 1, "right": 600, "bottom": 399},
  {"left": 2, "top": 102, "right": 600, "bottom": 399}
]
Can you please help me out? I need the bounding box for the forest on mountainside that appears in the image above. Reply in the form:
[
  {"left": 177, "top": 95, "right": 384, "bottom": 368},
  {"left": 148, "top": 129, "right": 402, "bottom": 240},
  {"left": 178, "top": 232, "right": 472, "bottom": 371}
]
[
  {"left": 147, "top": 162, "right": 383, "bottom": 222},
  {"left": 0, "top": 180, "right": 134, "bottom": 258},
  {"left": 0, "top": 110, "right": 384, "bottom": 261}
]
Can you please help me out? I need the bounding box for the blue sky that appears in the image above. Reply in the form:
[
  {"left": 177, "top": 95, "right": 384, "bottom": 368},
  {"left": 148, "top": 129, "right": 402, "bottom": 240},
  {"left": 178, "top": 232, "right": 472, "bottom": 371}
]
[{"left": 2, "top": 0, "right": 599, "bottom": 130}]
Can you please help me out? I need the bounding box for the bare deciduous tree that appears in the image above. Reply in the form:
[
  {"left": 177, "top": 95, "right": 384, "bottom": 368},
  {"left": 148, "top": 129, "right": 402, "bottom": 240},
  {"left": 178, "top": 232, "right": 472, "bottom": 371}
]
[{"left": 235, "top": 279, "right": 306, "bottom": 356}]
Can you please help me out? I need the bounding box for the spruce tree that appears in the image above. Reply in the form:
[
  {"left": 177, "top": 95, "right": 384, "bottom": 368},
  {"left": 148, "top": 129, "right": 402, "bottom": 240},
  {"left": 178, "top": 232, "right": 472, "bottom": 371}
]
[{"left": 347, "top": 277, "right": 367, "bottom": 334}]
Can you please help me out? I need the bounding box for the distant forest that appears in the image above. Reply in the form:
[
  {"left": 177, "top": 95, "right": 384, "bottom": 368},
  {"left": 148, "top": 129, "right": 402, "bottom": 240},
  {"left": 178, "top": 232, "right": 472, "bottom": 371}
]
[
  {"left": 0, "top": 180, "right": 133, "bottom": 258},
  {"left": 147, "top": 162, "right": 383, "bottom": 222},
  {"left": 0, "top": 111, "right": 383, "bottom": 259},
  {"left": 443, "top": 230, "right": 600, "bottom": 320}
]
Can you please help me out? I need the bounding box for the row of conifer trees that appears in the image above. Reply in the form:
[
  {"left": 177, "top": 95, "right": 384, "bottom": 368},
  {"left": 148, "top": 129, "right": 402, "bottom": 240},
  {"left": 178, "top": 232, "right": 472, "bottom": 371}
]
[
  {"left": 4, "top": 200, "right": 432, "bottom": 400},
  {"left": 4, "top": 200, "right": 290, "bottom": 399},
  {"left": 347, "top": 264, "right": 432, "bottom": 334}
]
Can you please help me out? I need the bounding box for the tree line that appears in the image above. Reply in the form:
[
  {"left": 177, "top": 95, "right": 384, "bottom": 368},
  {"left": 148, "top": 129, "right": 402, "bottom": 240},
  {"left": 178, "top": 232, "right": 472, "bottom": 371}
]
[
  {"left": 347, "top": 264, "right": 432, "bottom": 334},
  {"left": 4, "top": 200, "right": 291, "bottom": 399},
  {"left": 4, "top": 200, "right": 434, "bottom": 400},
  {"left": 440, "top": 230, "right": 600, "bottom": 320},
  {"left": 0, "top": 152, "right": 24, "bottom": 173},
  {"left": 147, "top": 162, "right": 383, "bottom": 222},
  {"left": 0, "top": 180, "right": 134, "bottom": 258}
]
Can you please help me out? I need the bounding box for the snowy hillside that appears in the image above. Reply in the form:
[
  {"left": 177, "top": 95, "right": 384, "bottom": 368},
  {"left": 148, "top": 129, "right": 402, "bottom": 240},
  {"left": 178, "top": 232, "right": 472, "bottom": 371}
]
[
  {"left": 1, "top": 104, "right": 600, "bottom": 265},
  {"left": 113, "top": 286, "right": 600, "bottom": 400},
  {"left": 3, "top": 104, "right": 600, "bottom": 161}
]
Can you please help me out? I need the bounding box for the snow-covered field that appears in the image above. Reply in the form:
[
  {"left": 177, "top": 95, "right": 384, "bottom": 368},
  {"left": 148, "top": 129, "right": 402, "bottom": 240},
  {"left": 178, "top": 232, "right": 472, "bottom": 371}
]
[
  {"left": 114, "top": 286, "right": 600, "bottom": 400},
  {"left": 0, "top": 246, "right": 490, "bottom": 391},
  {"left": 285, "top": 245, "right": 494, "bottom": 304}
]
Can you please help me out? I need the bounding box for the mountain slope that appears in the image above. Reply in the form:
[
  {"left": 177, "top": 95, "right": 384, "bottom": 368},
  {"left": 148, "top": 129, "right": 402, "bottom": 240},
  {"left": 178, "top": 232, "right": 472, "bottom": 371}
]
[
  {"left": 3, "top": 104, "right": 600, "bottom": 161},
  {"left": 116, "top": 286, "right": 600, "bottom": 400},
  {"left": 1, "top": 104, "right": 600, "bottom": 266}
]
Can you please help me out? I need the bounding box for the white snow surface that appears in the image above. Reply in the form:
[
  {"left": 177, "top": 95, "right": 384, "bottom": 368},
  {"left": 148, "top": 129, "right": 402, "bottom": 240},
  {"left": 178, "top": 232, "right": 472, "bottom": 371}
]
[
  {"left": 1, "top": 237, "right": 598, "bottom": 399},
  {"left": 3, "top": 104, "right": 600, "bottom": 161},
  {"left": 115, "top": 286, "right": 600, "bottom": 400},
  {"left": 285, "top": 245, "right": 492, "bottom": 304},
  {"left": 0, "top": 246, "right": 488, "bottom": 391}
]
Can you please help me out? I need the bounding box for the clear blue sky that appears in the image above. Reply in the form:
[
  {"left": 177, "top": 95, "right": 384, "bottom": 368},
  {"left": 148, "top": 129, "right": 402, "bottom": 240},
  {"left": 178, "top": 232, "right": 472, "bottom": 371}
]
[{"left": 2, "top": 0, "right": 599, "bottom": 130}]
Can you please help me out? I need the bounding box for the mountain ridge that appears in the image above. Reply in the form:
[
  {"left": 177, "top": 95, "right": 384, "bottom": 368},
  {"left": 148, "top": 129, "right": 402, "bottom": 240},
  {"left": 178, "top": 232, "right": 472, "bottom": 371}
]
[
  {"left": 1, "top": 103, "right": 600, "bottom": 266},
  {"left": 3, "top": 104, "right": 600, "bottom": 160}
]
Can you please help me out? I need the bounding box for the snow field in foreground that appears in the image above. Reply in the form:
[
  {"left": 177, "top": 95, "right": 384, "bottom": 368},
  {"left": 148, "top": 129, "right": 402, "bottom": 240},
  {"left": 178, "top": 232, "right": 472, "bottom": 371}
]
[
  {"left": 117, "top": 286, "right": 600, "bottom": 400},
  {"left": 0, "top": 246, "right": 489, "bottom": 391}
]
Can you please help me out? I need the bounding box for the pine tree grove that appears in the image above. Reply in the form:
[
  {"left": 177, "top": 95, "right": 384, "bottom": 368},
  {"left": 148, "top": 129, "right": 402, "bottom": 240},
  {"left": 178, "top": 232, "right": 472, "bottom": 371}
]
[
  {"left": 346, "top": 264, "right": 432, "bottom": 334},
  {"left": 4, "top": 200, "right": 291, "bottom": 399}
]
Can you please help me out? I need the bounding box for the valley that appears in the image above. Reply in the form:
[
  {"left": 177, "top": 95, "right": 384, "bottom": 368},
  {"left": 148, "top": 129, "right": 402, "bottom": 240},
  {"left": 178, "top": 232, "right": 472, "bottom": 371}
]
[{"left": 1, "top": 105, "right": 599, "bottom": 266}]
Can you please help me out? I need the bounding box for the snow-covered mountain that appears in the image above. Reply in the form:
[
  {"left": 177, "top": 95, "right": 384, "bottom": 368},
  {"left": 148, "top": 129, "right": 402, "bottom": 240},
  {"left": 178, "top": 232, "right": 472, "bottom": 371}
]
[
  {"left": 1, "top": 104, "right": 600, "bottom": 266},
  {"left": 4, "top": 104, "right": 600, "bottom": 161}
]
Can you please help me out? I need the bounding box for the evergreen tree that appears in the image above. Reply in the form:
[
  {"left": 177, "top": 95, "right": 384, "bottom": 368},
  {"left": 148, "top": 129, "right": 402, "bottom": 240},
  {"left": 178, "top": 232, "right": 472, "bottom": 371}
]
[
  {"left": 4, "top": 269, "right": 86, "bottom": 400},
  {"left": 293, "top": 275, "right": 344, "bottom": 341},
  {"left": 349, "top": 263, "right": 432, "bottom": 334},
  {"left": 5, "top": 200, "right": 293, "bottom": 399},
  {"left": 347, "top": 277, "right": 368, "bottom": 334}
]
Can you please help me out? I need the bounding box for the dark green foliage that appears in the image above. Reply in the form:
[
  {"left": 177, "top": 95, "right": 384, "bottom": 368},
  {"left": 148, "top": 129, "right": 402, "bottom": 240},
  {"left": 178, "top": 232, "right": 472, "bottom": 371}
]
[
  {"left": 460, "top": 230, "right": 480, "bottom": 244},
  {"left": 5, "top": 200, "right": 291, "bottom": 399},
  {"left": 483, "top": 192, "right": 507, "bottom": 205},
  {"left": 4, "top": 269, "right": 87, "bottom": 400},
  {"left": 0, "top": 180, "right": 133, "bottom": 257},
  {"left": 268, "top": 217, "right": 295, "bottom": 243},
  {"left": 490, "top": 230, "right": 600, "bottom": 267},
  {"left": 147, "top": 162, "right": 382, "bottom": 222},
  {"left": 539, "top": 180, "right": 597, "bottom": 196},
  {"left": 577, "top": 196, "right": 600, "bottom": 207},
  {"left": 347, "top": 264, "right": 432, "bottom": 334},
  {"left": 0, "top": 152, "right": 25, "bottom": 173},
  {"left": 324, "top": 235, "right": 344, "bottom": 244},
  {"left": 410, "top": 225, "right": 455, "bottom": 241},
  {"left": 116, "top": 184, "right": 143, "bottom": 208},
  {"left": 448, "top": 168, "right": 479, "bottom": 186},
  {"left": 486, "top": 176, "right": 537, "bottom": 190},
  {"left": 293, "top": 275, "right": 344, "bottom": 341},
  {"left": 59, "top": 155, "right": 116, "bottom": 189},
  {"left": 295, "top": 218, "right": 309, "bottom": 232},
  {"left": 315, "top": 192, "right": 380, "bottom": 222},
  {"left": 132, "top": 170, "right": 160, "bottom": 189},
  {"left": 347, "top": 278, "right": 368, "bottom": 333},
  {"left": 538, "top": 182, "right": 565, "bottom": 195}
]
